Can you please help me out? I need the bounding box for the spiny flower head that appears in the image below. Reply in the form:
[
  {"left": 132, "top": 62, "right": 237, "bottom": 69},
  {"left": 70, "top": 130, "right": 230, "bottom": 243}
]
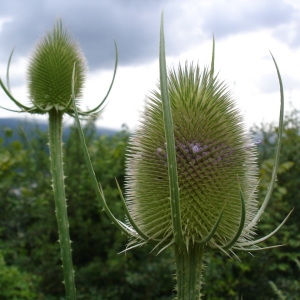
[
  {"left": 0, "top": 19, "right": 117, "bottom": 117},
  {"left": 27, "top": 19, "right": 86, "bottom": 112},
  {"left": 125, "top": 63, "right": 259, "bottom": 250}
]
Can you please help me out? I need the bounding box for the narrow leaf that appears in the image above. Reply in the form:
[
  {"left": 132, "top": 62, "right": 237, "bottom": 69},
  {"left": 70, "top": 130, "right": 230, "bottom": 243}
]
[{"left": 159, "top": 13, "right": 184, "bottom": 248}]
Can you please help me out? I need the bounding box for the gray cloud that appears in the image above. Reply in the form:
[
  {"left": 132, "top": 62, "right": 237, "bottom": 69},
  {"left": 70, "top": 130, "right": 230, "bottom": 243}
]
[
  {"left": 201, "top": 0, "right": 294, "bottom": 39},
  {"left": 0, "top": 0, "right": 189, "bottom": 70},
  {"left": 0, "top": 0, "right": 297, "bottom": 73}
]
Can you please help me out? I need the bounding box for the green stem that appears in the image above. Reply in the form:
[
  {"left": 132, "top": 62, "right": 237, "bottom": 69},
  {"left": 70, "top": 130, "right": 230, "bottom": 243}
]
[
  {"left": 48, "top": 109, "right": 76, "bottom": 300},
  {"left": 174, "top": 245, "right": 205, "bottom": 300}
]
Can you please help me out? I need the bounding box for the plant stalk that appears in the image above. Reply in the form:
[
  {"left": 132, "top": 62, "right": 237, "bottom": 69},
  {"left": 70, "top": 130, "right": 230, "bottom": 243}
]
[
  {"left": 48, "top": 109, "right": 76, "bottom": 300},
  {"left": 174, "top": 244, "right": 205, "bottom": 300}
]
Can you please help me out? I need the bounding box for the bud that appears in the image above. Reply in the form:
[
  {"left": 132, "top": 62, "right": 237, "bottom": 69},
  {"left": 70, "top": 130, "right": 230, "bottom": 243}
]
[
  {"left": 125, "top": 63, "right": 259, "bottom": 249},
  {"left": 27, "top": 19, "right": 86, "bottom": 112}
]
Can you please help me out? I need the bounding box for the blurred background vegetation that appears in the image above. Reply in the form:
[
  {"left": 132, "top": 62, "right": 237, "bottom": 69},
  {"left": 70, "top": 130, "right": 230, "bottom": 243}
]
[{"left": 0, "top": 110, "right": 299, "bottom": 299}]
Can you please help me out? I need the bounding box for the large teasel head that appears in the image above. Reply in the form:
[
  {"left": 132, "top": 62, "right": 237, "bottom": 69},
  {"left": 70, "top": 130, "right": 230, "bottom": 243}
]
[
  {"left": 125, "top": 59, "right": 260, "bottom": 252},
  {"left": 122, "top": 22, "right": 290, "bottom": 255}
]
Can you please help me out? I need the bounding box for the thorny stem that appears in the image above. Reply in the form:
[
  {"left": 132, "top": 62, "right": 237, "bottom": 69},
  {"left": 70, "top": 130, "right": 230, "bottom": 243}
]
[
  {"left": 48, "top": 109, "right": 76, "bottom": 300},
  {"left": 174, "top": 244, "right": 205, "bottom": 300}
]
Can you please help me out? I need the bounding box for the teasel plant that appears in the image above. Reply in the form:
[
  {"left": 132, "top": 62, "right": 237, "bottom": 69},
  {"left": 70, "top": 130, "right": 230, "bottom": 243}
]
[
  {"left": 73, "top": 15, "right": 292, "bottom": 300},
  {"left": 0, "top": 20, "right": 117, "bottom": 300}
]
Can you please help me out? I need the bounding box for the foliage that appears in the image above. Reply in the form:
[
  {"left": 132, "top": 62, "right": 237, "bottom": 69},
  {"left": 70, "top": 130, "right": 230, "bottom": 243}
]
[
  {"left": 0, "top": 121, "right": 174, "bottom": 299},
  {"left": 0, "top": 250, "right": 39, "bottom": 300},
  {"left": 254, "top": 109, "right": 300, "bottom": 299},
  {"left": 0, "top": 109, "right": 299, "bottom": 298}
]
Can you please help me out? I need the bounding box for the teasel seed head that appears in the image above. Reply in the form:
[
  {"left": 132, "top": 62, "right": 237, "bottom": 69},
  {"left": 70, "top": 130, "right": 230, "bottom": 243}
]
[
  {"left": 125, "top": 63, "right": 259, "bottom": 250},
  {"left": 27, "top": 19, "right": 86, "bottom": 112}
]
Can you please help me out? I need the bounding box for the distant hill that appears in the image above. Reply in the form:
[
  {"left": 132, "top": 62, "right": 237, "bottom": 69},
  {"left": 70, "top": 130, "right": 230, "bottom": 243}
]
[
  {"left": 0, "top": 118, "right": 48, "bottom": 133},
  {"left": 0, "top": 117, "right": 117, "bottom": 143}
]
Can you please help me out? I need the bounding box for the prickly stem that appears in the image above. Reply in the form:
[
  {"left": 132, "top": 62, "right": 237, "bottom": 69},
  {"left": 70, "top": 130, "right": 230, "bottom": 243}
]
[
  {"left": 48, "top": 109, "right": 76, "bottom": 300},
  {"left": 174, "top": 245, "right": 205, "bottom": 300}
]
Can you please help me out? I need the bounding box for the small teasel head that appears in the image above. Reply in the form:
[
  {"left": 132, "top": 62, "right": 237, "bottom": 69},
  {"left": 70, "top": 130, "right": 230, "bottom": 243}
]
[
  {"left": 27, "top": 19, "right": 86, "bottom": 112},
  {"left": 125, "top": 62, "right": 260, "bottom": 251},
  {"left": 0, "top": 19, "right": 117, "bottom": 117}
]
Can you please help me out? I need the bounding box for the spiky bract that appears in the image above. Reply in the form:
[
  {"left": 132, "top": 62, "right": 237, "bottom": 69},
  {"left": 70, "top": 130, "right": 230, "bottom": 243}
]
[
  {"left": 27, "top": 19, "right": 86, "bottom": 112},
  {"left": 126, "top": 63, "right": 259, "bottom": 250}
]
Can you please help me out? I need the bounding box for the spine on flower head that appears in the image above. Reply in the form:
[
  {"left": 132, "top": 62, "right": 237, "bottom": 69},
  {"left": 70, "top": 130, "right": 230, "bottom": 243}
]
[
  {"left": 125, "top": 63, "right": 259, "bottom": 249},
  {"left": 27, "top": 19, "right": 86, "bottom": 112}
]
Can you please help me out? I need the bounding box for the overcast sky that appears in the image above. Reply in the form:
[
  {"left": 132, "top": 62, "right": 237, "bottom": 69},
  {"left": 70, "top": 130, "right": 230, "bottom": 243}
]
[{"left": 1, "top": 0, "right": 300, "bottom": 131}]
